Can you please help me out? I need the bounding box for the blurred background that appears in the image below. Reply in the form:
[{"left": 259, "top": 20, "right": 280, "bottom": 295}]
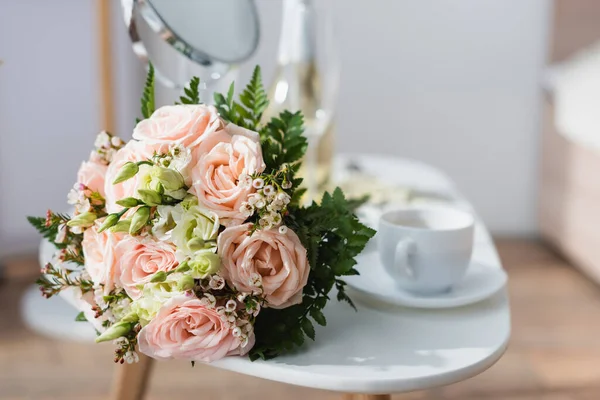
[{"left": 2, "top": 0, "right": 600, "bottom": 399}]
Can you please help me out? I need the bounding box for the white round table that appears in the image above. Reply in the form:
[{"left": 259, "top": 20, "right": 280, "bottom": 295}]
[{"left": 24, "top": 155, "right": 510, "bottom": 397}]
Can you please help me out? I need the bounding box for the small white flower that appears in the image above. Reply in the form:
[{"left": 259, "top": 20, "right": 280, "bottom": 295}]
[
  {"left": 67, "top": 188, "right": 79, "bottom": 205},
  {"left": 236, "top": 292, "right": 248, "bottom": 302},
  {"left": 226, "top": 299, "right": 237, "bottom": 312},
  {"left": 247, "top": 195, "right": 258, "bottom": 206},
  {"left": 219, "top": 314, "right": 228, "bottom": 322},
  {"left": 216, "top": 306, "right": 226, "bottom": 315},
  {"left": 249, "top": 273, "right": 262, "bottom": 287},
  {"left": 232, "top": 327, "right": 242, "bottom": 337},
  {"left": 227, "top": 314, "right": 236, "bottom": 323},
  {"left": 282, "top": 181, "right": 292, "bottom": 189},
  {"left": 240, "top": 174, "right": 253, "bottom": 188},
  {"left": 55, "top": 224, "right": 68, "bottom": 244},
  {"left": 94, "top": 131, "right": 111, "bottom": 149},
  {"left": 124, "top": 351, "right": 139, "bottom": 364},
  {"left": 111, "top": 136, "right": 124, "bottom": 147},
  {"left": 242, "top": 322, "right": 253, "bottom": 334},
  {"left": 113, "top": 337, "right": 129, "bottom": 346},
  {"left": 209, "top": 275, "right": 225, "bottom": 290},
  {"left": 255, "top": 199, "right": 266, "bottom": 209},
  {"left": 278, "top": 225, "right": 288, "bottom": 234},
  {"left": 104, "top": 148, "right": 117, "bottom": 163},
  {"left": 263, "top": 185, "right": 275, "bottom": 195},
  {"left": 239, "top": 203, "right": 254, "bottom": 217},
  {"left": 252, "top": 178, "right": 265, "bottom": 189},
  {"left": 240, "top": 335, "right": 249, "bottom": 347}
]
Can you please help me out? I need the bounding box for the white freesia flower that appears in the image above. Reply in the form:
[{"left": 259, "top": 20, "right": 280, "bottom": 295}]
[
  {"left": 168, "top": 145, "right": 193, "bottom": 185},
  {"left": 188, "top": 250, "right": 221, "bottom": 279},
  {"left": 137, "top": 165, "right": 187, "bottom": 201},
  {"left": 152, "top": 206, "right": 176, "bottom": 241},
  {"left": 130, "top": 274, "right": 182, "bottom": 326},
  {"left": 171, "top": 201, "right": 219, "bottom": 260}
]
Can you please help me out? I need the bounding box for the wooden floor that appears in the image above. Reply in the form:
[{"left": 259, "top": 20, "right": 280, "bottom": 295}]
[{"left": 1, "top": 239, "right": 600, "bottom": 399}]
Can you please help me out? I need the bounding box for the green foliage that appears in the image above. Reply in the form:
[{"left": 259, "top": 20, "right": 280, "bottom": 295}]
[
  {"left": 259, "top": 110, "right": 308, "bottom": 173},
  {"left": 140, "top": 63, "right": 155, "bottom": 120},
  {"left": 213, "top": 65, "right": 269, "bottom": 131},
  {"left": 178, "top": 76, "right": 201, "bottom": 104},
  {"left": 27, "top": 211, "right": 77, "bottom": 251},
  {"left": 37, "top": 262, "right": 93, "bottom": 299},
  {"left": 249, "top": 188, "right": 376, "bottom": 360},
  {"left": 75, "top": 312, "right": 87, "bottom": 322}
]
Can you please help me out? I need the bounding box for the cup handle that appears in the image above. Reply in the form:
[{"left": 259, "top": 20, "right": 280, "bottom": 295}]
[{"left": 394, "top": 238, "right": 417, "bottom": 280}]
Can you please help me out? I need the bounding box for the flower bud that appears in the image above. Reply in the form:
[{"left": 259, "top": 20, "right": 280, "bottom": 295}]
[
  {"left": 175, "top": 261, "right": 190, "bottom": 273},
  {"left": 97, "top": 214, "right": 119, "bottom": 233},
  {"left": 150, "top": 271, "right": 168, "bottom": 283},
  {"left": 186, "top": 237, "right": 206, "bottom": 252},
  {"left": 110, "top": 219, "right": 131, "bottom": 233},
  {"left": 95, "top": 321, "right": 135, "bottom": 343},
  {"left": 129, "top": 206, "right": 151, "bottom": 234},
  {"left": 116, "top": 197, "right": 141, "bottom": 208},
  {"left": 113, "top": 162, "right": 139, "bottom": 184},
  {"left": 137, "top": 189, "right": 162, "bottom": 206},
  {"left": 155, "top": 167, "right": 185, "bottom": 191},
  {"left": 176, "top": 275, "right": 195, "bottom": 292},
  {"left": 188, "top": 252, "right": 221, "bottom": 279},
  {"left": 67, "top": 212, "right": 97, "bottom": 227}
]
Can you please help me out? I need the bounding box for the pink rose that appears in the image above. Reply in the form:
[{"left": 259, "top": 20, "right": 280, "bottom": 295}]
[
  {"left": 138, "top": 296, "right": 254, "bottom": 363},
  {"left": 104, "top": 140, "right": 166, "bottom": 213},
  {"left": 82, "top": 222, "right": 123, "bottom": 294},
  {"left": 132, "top": 104, "right": 222, "bottom": 148},
  {"left": 218, "top": 224, "right": 309, "bottom": 308},
  {"left": 77, "top": 160, "right": 108, "bottom": 197},
  {"left": 115, "top": 236, "right": 179, "bottom": 299},
  {"left": 189, "top": 125, "right": 266, "bottom": 226}
]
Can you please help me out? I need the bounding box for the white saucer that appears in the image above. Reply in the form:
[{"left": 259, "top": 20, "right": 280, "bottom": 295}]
[{"left": 345, "top": 250, "right": 508, "bottom": 309}]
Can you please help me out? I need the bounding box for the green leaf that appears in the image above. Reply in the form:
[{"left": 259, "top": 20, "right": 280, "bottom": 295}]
[
  {"left": 301, "top": 318, "right": 315, "bottom": 340},
  {"left": 140, "top": 63, "right": 155, "bottom": 119},
  {"left": 75, "top": 312, "right": 87, "bottom": 322},
  {"left": 179, "top": 76, "right": 201, "bottom": 104},
  {"left": 310, "top": 308, "right": 327, "bottom": 326}
]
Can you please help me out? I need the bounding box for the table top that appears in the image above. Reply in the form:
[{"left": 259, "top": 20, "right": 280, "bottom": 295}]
[{"left": 37, "top": 154, "right": 510, "bottom": 394}]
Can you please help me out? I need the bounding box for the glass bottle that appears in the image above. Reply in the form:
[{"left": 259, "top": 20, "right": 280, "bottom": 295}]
[{"left": 263, "top": 0, "right": 338, "bottom": 202}]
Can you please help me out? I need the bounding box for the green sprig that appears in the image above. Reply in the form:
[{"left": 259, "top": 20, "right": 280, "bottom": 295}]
[
  {"left": 178, "top": 76, "right": 201, "bottom": 104},
  {"left": 140, "top": 63, "right": 155, "bottom": 120},
  {"left": 214, "top": 66, "right": 269, "bottom": 131}
]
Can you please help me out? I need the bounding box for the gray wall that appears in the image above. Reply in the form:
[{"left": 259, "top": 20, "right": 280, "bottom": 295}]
[{"left": 0, "top": 0, "right": 551, "bottom": 257}]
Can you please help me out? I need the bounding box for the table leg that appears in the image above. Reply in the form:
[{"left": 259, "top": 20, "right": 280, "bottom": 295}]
[
  {"left": 343, "top": 395, "right": 391, "bottom": 400},
  {"left": 110, "top": 353, "right": 155, "bottom": 400}
]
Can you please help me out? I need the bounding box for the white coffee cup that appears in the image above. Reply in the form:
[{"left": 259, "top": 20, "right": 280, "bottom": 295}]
[{"left": 378, "top": 206, "right": 475, "bottom": 295}]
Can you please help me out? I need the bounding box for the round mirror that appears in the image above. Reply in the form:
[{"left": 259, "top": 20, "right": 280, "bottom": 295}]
[{"left": 122, "top": 0, "right": 260, "bottom": 88}]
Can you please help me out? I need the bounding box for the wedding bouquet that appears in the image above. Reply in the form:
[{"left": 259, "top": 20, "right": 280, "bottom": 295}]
[{"left": 28, "top": 66, "right": 374, "bottom": 364}]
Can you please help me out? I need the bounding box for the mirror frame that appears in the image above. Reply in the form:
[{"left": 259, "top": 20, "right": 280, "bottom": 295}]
[{"left": 122, "top": 0, "right": 260, "bottom": 71}]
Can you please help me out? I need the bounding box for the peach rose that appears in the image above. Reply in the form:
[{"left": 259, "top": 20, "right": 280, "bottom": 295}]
[
  {"left": 82, "top": 222, "right": 123, "bottom": 294},
  {"left": 115, "top": 236, "right": 179, "bottom": 299},
  {"left": 189, "top": 126, "right": 266, "bottom": 226},
  {"left": 77, "top": 160, "right": 108, "bottom": 197},
  {"left": 132, "top": 104, "right": 222, "bottom": 148},
  {"left": 104, "top": 140, "right": 167, "bottom": 213},
  {"left": 218, "top": 224, "right": 309, "bottom": 308},
  {"left": 138, "top": 296, "right": 254, "bottom": 362}
]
